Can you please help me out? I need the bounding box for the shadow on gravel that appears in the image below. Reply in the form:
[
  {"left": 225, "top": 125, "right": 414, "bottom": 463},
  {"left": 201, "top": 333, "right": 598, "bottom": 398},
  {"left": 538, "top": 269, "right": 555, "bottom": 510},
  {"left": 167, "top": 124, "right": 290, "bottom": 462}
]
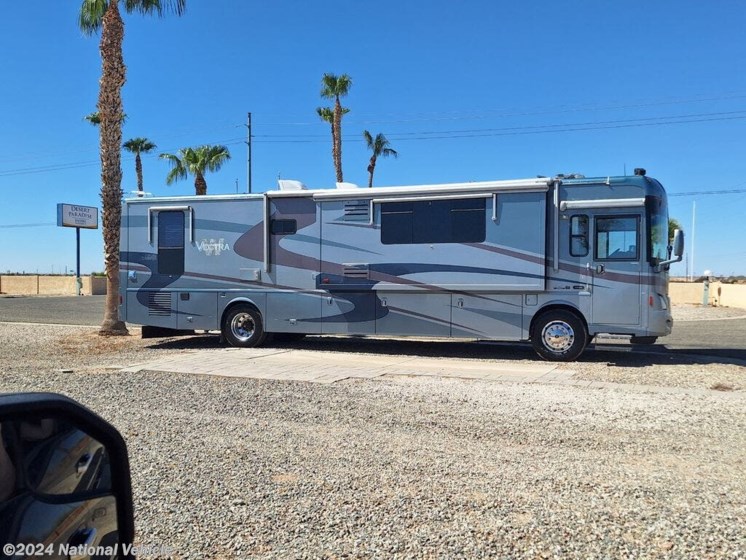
[
  {"left": 657, "top": 347, "right": 746, "bottom": 363},
  {"left": 145, "top": 334, "right": 746, "bottom": 368}
]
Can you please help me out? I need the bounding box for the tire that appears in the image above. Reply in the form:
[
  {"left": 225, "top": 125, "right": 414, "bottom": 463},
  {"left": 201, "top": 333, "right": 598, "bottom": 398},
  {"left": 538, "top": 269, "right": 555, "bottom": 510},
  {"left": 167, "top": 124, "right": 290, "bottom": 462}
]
[
  {"left": 530, "top": 310, "right": 588, "bottom": 361},
  {"left": 222, "top": 305, "right": 267, "bottom": 348},
  {"left": 630, "top": 336, "right": 658, "bottom": 345}
]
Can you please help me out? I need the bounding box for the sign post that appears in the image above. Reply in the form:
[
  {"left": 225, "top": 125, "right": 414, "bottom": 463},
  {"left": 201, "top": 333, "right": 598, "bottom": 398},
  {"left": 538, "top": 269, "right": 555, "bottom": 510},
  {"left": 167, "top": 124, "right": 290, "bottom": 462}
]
[{"left": 56, "top": 204, "right": 99, "bottom": 296}]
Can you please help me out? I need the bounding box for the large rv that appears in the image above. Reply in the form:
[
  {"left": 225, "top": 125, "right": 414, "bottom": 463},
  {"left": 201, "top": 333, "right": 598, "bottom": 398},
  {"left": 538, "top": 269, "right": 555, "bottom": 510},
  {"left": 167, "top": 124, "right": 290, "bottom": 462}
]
[{"left": 119, "top": 170, "right": 683, "bottom": 361}]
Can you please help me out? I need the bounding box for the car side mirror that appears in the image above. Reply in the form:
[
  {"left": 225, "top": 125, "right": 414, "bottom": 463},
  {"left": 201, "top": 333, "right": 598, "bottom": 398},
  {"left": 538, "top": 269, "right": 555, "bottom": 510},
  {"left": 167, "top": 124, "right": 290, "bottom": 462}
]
[{"left": 0, "top": 393, "right": 135, "bottom": 559}]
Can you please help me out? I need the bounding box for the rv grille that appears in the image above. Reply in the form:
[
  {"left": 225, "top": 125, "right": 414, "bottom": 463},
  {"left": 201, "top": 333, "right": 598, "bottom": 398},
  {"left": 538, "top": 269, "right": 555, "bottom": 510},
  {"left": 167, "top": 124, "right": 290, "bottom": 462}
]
[
  {"left": 343, "top": 264, "right": 369, "bottom": 279},
  {"left": 343, "top": 200, "right": 370, "bottom": 222},
  {"left": 147, "top": 292, "right": 172, "bottom": 316}
]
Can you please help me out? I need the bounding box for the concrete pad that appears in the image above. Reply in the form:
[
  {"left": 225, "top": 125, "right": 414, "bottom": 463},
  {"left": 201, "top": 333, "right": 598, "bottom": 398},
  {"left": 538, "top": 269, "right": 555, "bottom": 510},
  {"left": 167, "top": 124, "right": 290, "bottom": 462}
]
[{"left": 126, "top": 348, "right": 564, "bottom": 385}]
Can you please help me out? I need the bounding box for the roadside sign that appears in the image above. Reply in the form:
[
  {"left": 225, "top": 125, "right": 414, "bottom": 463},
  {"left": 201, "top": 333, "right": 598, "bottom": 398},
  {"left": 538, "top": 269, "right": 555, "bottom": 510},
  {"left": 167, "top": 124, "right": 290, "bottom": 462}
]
[
  {"left": 56, "top": 203, "right": 99, "bottom": 296},
  {"left": 56, "top": 203, "right": 99, "bottom": 229}
]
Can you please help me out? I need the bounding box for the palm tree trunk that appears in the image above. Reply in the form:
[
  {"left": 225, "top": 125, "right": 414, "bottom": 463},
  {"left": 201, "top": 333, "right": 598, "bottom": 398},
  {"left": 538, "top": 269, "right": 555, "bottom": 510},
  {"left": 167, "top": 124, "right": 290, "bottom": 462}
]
[
  {"left": 98, "top": 0, "right": 127, "bottom": 336},
  {"left": 367, "top": 156, "right": 377, "bottom": 188},
  {"left": 195, "top": 173, "right": 208, "bottom": 196},
  {"left": 328, "top": 122, "right": 337, "bottom": 184},
  {"left": 135, "top": 152, "right": 143, "bottom": 191},
  {"left": 333, "top": 97, "right": 343, "bottom": 183}
]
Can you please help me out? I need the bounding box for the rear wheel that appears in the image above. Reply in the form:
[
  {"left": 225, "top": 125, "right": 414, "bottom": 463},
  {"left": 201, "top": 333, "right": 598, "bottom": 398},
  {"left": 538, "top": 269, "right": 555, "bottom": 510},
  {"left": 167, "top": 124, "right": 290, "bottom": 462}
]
[
  {"left": 222, "top": 305, "right": 267, "bottom": 348},
  {"left": 530, "top": 310, "right": 588, "bottom": 361}
]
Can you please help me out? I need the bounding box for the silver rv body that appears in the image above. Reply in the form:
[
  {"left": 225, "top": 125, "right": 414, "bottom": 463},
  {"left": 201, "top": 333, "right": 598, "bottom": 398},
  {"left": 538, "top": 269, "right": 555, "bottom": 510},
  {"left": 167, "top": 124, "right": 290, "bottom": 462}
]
[{"left": 119, "top": 174, "right": 679, "bottom": 360}]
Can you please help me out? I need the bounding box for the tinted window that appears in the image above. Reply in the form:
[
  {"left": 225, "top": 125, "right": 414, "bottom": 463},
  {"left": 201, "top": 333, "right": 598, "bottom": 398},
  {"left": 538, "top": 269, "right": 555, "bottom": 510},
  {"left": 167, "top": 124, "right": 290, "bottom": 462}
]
[
  {"left": 595, "top": 216, "right": 639, "bottom": 260},
  {"left": 381, "top": 198, "right": 485, "bottom": 245},
  {"left": 570, "top": 215, "right": 589, "bottom": 257},
  {"left": 646, "top": 196, "right": 668, "bottom": 265},
  {"left": 270, "top": 219, "right": 297, "bottom": 235},
  {"left": 158, "top": 211, "right": 185, "bottom": 275}
]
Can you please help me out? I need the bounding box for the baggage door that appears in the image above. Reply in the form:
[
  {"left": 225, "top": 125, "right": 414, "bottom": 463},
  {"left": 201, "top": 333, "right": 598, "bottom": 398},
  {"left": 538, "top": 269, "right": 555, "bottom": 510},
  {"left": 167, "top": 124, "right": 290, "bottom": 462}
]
[{"left": 265, "top": 197, "right": 322, "bottom": 334}]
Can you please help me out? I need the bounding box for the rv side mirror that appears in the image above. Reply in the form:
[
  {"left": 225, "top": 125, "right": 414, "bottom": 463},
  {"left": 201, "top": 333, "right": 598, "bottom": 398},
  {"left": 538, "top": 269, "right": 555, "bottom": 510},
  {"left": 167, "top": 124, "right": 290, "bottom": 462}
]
[
  {"left": 0, "top": 393, "right": 135, "bottom": 559},
  {"left": 672, "top": 229, "right": 684, "bottom": 258}
]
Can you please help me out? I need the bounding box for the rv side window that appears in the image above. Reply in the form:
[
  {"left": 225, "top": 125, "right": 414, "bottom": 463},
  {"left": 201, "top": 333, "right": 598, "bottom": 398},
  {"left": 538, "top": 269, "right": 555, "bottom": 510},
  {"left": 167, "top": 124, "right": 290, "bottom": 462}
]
[
  {"left": 270, "top": 219, "right": 297, "bottom": 235},
  {"left": 158, "top": 211, "right": 185, "bottom": 275},
  {"left": 381, "top": 198, "right": 486, "bottom": 245},
  {"left": 570, "top": 215, "right": 589, "bottom": 257},
  {"left": 595, "top": 216, "right": 639, "bottom": 260}
]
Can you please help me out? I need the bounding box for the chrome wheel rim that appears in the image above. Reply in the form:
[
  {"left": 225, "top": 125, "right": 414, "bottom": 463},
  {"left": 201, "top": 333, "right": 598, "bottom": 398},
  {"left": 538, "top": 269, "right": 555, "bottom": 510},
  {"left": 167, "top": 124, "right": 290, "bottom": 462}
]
[
  {"left": 230, "top": 313, "right": 255, "bottom": 342},
  {"left": 541, "top": 320, "right": 575, "bottom": 353}
]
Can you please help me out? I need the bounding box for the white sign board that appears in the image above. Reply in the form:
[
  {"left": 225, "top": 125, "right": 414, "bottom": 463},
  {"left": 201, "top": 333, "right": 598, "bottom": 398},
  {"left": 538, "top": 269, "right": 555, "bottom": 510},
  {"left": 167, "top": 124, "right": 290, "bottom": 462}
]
[{"left": 57, "top": 203, "right": 99, "bottom": 229}]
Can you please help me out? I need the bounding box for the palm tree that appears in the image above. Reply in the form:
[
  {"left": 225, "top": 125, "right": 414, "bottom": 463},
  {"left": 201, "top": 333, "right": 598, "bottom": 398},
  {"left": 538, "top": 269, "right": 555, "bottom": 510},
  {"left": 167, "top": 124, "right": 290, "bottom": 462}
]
[
  {"left": 363, "top": 131, "right": 398, "bottom": 188},
  {"left": 160, "top": 145, "right": 231, "bottom": 195},
  {"left": 79, "top": 0, "right": 186, "bottom": 336},
  {"left": 669, "top": 218, "right": 682, "bottom": 242},
  {"left": 320, "top": 73, "right": 352, "bottom": 183},
  {"left": 123, "top": 137, "right": 157, "bottom": 192}
]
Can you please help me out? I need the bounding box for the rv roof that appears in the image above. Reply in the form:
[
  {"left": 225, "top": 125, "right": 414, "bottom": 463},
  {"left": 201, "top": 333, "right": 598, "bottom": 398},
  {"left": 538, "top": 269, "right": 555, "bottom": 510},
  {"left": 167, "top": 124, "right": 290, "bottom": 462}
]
[{"left": 124, "top": 175, "right": 657, "bottom": 203}]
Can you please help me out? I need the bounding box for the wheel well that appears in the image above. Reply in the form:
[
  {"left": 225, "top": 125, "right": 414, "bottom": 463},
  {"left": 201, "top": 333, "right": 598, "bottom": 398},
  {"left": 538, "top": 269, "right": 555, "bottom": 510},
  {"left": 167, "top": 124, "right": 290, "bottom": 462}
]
[
  {"left": 529, "top": 304, "right": 588, "bottom": 340},
  {"left": 220, "top": 300, "right": 261, "bottom": 328}
]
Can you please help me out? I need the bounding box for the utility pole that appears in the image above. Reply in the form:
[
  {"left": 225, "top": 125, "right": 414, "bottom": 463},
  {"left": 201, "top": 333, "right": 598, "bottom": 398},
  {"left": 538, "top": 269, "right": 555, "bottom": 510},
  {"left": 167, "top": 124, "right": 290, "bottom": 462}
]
[
  {"left": 246, "top": 112, "right": 252, "bottom": 193},
  {"left": 690, "top": 200, "right": 696, "bottom": 281}
]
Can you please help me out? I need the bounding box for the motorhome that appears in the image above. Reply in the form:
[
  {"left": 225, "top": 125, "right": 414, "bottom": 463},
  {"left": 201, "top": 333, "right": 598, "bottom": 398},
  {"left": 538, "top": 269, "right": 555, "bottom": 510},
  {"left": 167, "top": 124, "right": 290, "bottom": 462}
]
[{"left": 119, "top": 170, "right": 683, "bottom": 361}]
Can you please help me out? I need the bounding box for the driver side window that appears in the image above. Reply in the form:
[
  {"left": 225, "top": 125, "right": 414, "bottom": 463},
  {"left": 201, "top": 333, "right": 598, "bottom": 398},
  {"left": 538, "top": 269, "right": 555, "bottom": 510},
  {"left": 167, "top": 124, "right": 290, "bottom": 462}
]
[{"left": 595, "top": 216, "right": 639, "bottom": 260}]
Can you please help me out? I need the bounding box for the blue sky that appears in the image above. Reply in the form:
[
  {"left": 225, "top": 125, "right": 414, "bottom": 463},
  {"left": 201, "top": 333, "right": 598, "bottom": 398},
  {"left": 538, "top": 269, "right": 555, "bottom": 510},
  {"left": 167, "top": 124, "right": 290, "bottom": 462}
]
[{"left": 1, "top": 1, "right": 745, "bottom": 276}]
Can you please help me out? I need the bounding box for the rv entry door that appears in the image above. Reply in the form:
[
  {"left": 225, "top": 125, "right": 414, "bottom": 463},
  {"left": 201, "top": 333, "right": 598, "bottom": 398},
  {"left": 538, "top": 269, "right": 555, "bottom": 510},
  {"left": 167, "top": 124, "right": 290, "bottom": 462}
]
[{"left": 590, "top": 212, "right": 642, "bottom": 326}]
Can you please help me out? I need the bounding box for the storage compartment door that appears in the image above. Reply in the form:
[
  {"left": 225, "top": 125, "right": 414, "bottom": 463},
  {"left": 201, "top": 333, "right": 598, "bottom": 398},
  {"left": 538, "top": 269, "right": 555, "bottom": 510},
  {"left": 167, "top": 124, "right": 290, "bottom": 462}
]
[{"left": 451, "top": 294, "right": 523, "bottom": 340}]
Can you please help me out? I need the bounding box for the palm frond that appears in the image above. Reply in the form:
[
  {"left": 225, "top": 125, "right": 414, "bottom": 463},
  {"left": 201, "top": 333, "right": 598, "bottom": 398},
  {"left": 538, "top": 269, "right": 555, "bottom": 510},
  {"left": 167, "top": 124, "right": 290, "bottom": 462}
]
[
  {"left": 316, "top": 107, "right": 334, "bottom": 123},
  {"left": 123, "top": 137, "right": 157, "bottom": 153},
  {"left": 362, "top": 130, "right": 374, "bottom": 148},
  {"left": 364, "top": 131, "right": 398, "bottom": 159},
  {"left": 320, "top": 73, "right": 353, "bottom": 99},
  {"left": 84, "top": 112, "right": 101, "bottom": 126},
  {"left": 203, "top": 145, "right": 231, "bottom": 173},
  {"left": 78, "top": 0, "right": 108, "bottom": 35},
  {"left": 124, "top": 0, "right": 186, "bottom": 16},
  {"left": 159, "top": 152, "right": 186, "bottom": 185},
  {"left": 84, "top": 111, "right": 127, "bottom": 126}
]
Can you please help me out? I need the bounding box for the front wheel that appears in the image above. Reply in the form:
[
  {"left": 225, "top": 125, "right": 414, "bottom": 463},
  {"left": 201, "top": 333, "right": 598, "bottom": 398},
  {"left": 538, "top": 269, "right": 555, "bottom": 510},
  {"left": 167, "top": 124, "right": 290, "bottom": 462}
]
[
  {"left": 222, "top": 305, "right": 267, "bottom": 348},
  {"left": 530, "top": 310, "right": 588, "bottom": 361}
]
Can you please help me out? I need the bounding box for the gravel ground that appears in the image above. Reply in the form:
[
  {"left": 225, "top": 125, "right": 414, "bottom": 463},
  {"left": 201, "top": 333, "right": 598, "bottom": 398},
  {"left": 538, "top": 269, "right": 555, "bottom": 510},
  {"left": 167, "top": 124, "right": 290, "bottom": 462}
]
[
  {"left": 572, "top": 304, "right": 746, "bottom": 391},
  {"left": 672, "top": 304, "right": 746, "bottom": 321},
  {"left": 0, "top": 320, "right": 745, "bottom": 559}
]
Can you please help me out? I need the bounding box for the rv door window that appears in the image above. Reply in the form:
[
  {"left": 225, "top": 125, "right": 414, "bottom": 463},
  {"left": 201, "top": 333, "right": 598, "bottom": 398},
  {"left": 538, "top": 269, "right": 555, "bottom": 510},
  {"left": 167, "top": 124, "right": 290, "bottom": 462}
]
[
  {"left": 381, "top": 198, "right": 485, "bottom": 245},
  {"left": 157, "top": 211, "right": 185, "bottom": 275},
  {"left": 595, "top": 216, "right": 639, "bottom": 260},
  {"left": 570, "top": 215, "right": 589, "bottom": 256}
]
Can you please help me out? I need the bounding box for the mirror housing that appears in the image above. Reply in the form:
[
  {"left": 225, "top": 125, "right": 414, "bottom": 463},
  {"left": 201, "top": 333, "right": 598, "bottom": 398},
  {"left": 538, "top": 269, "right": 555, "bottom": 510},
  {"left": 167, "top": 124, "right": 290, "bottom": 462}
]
[
  {"left": 658, "top": 229, "right": 684, "bottom": 268},
  {"left": 0, "top": 393, "right": 135, "bottom": 558},
  {"left": 672, "top": 228, "right": 684, "bottom": 258}
]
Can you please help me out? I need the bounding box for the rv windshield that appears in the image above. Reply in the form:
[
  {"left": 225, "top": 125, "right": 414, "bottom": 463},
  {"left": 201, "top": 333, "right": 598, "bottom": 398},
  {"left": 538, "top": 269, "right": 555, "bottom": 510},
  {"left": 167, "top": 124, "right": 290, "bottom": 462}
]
[{"left": 646, "top": 195, "right": 669, "bottom": 266}]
